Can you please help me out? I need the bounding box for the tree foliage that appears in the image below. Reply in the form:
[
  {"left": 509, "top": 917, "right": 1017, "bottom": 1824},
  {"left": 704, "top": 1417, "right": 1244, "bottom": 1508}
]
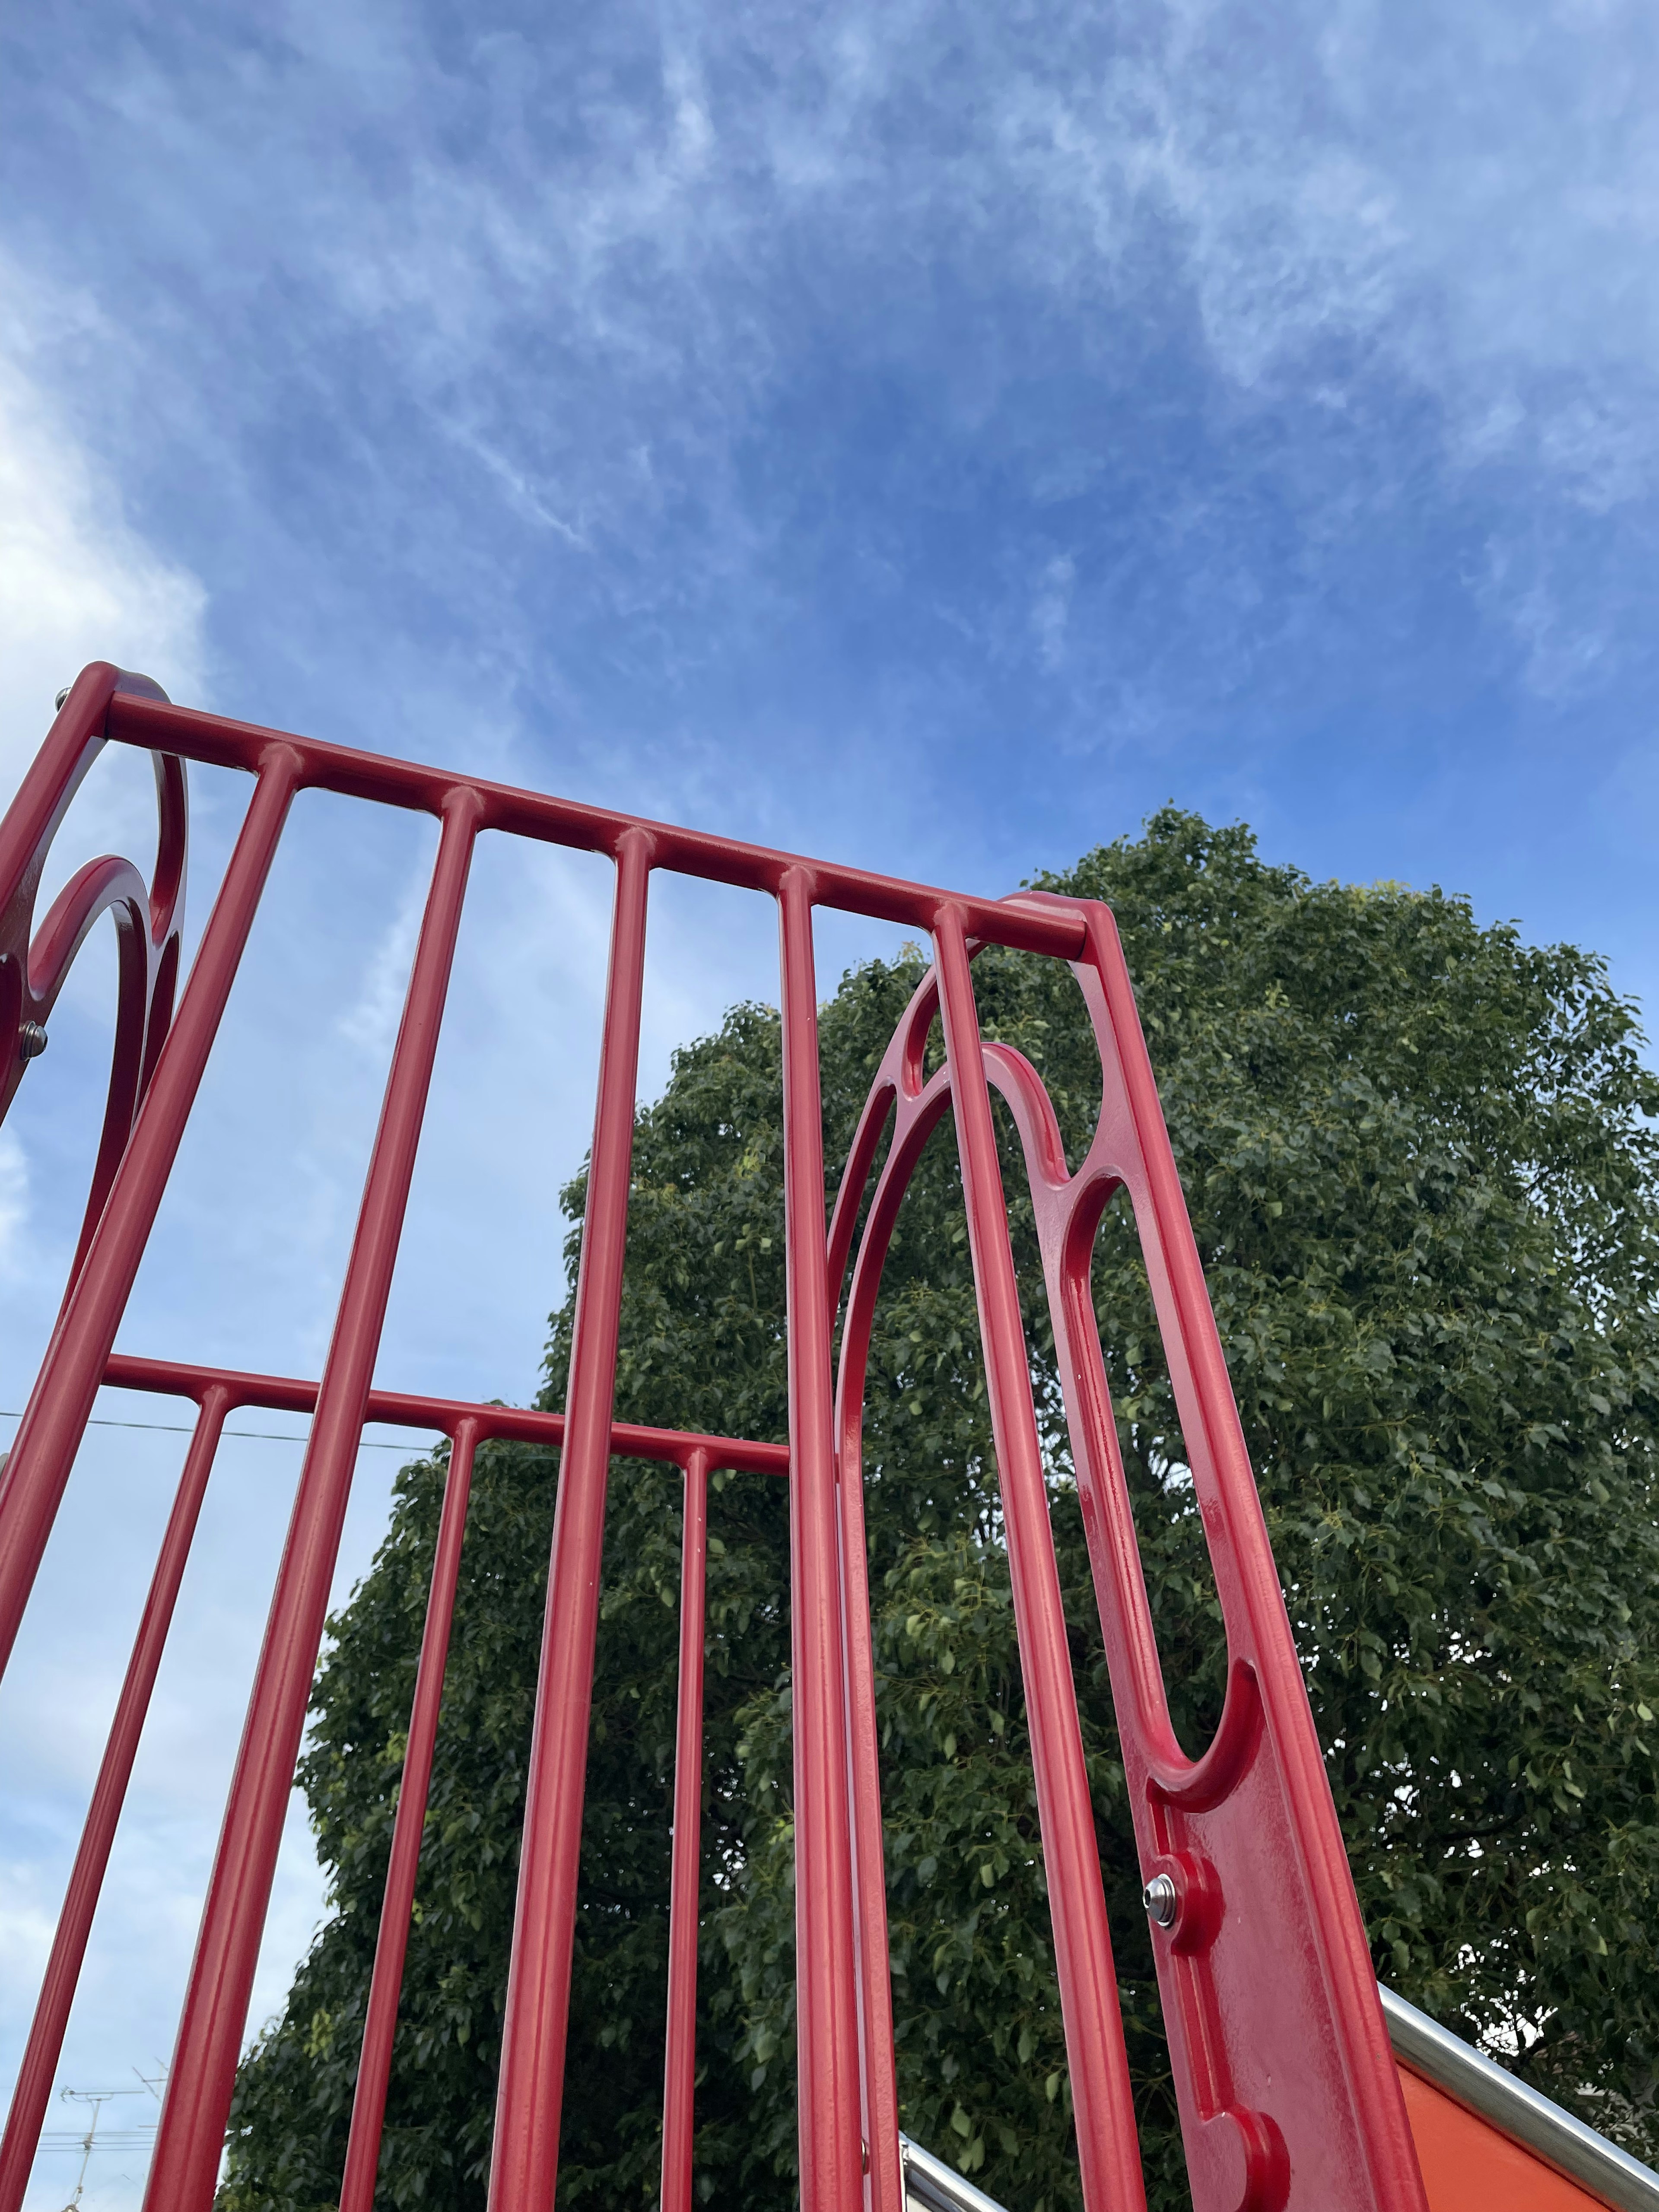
[{"left": 221, "top": 809, "right": 1659, "bottom": 2210}]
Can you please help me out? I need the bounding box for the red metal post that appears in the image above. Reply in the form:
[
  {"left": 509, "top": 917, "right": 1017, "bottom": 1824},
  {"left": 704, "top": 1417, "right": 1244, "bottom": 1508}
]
[
  {"left": 661, "top": 1446, "right": 711, "bottom": 2212},
  {"left": 834, "top": 1372, "right": 903, "bottom": 2212},
  {"left": 0, "top": 1385, "right": 231, "bottom": 2212},
  {"left": 777, "top": 868, "right": 864, "bottom": 2212},
  {"left": 830, "top": 1072, "right": 938, "bottom": 2212},
  {"left": 0, "top": 749, "right": 297, "bottom": 1679},
  {"left": 338, "top": 1417, "right": 481, "bottom": 2212},
  {"left": 143, "top": 789, "right": 482, "bottom": 2212},
  {"left": 931, "top": 908, "right": 1147, "bottom": 2212},
  {"left": 983, "top": 894, "right": 1428, "bottom": 2212},
  {"left": 489, "top": 826, "right": 654, "bottom": 2212}
]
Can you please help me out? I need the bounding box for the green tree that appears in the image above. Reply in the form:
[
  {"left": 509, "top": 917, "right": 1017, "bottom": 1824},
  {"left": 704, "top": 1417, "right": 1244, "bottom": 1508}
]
[{"left": 221, "top": 810, "right": 1659, "bottom": 2211}]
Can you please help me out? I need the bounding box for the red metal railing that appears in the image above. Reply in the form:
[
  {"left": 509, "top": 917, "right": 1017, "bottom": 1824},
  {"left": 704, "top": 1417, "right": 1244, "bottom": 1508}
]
[{"left": 0, "top": 664, "right": 1429, "bottom": 2212}]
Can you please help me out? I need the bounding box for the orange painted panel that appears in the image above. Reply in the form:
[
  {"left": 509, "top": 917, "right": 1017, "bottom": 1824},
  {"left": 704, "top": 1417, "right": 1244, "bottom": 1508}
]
[{"left": 1399, "top": 2062, "right": 1609, "bottom": 2212}]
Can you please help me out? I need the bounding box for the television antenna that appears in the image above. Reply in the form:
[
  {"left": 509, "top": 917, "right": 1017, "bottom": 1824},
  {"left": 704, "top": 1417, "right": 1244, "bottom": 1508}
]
[{"left": 53, "top": 2068, "right": 165, "bottom": 2209}]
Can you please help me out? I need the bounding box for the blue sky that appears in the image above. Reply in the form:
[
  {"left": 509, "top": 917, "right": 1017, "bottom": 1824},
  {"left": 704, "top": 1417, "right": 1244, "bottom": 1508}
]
[{"left": 3, "top": 1, "right": 1659, "bottom": 2202}]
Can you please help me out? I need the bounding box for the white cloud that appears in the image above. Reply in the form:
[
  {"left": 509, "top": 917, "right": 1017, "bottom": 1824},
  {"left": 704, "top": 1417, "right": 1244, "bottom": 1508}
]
[
  {"left": 960, "top": 0, "right": 1659, "bottom": 688},
  {"left": 336, "top": 880, "right": 427, "bottom": 1062},
  {"left": 0, "top": 1128, "right": 26, "bottom": 1276},
  {"left": 14, "top": 0, "right": 1658, "bottom": 719},
  {"left": 0, "top": 273, "right": 211, "bottom": 1332},
  {"left": 0, "top": 272, "right": 207, "bottom": 791},
  {"left": 0, "top": 1856, "right": 55, "bottom": 2000},
  {"left": 974, "top": 0, "right": 1659, "bottom": 472},
  {"left": 1032, "top": 554, "right": 1075, "bottom": 672}
]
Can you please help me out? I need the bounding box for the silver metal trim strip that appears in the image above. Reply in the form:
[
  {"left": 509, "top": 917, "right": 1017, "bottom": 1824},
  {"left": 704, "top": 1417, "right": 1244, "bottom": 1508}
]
[
  {"left": 900, "top": 2131, "right": 1012, "bottom": 2212},
  {"left": 1380, "top": 1982, "right": 1659, "bottom": 2212}
]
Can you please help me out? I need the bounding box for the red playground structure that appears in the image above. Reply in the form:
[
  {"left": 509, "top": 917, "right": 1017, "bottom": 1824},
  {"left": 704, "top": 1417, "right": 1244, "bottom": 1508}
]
[{"left": 1, "top": 664, "right": 1655, "bottom": 2212}]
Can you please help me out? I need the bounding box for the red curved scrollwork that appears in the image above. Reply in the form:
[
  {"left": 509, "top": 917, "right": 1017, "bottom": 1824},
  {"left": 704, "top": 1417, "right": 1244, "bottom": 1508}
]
[
  {"left": 826, "top": 899, "right": 1427, "bottom": 2212},
  {"left": 0, "top": 660, "right": 187, "bottom": 1280}
]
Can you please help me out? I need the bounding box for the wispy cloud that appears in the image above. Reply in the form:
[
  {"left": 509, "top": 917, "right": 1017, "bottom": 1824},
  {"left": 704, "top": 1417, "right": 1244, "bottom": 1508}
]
[
  {"left": 0, "top": 273, "right": 207, "bottom": 787},
  {"left": 8, "top": 0, "right": 1657, "bottom": 774},
  {"left": 0, "top": 1129, "right": 27, "bottom": 1278},
  {"left": 6, "top": 4, "right": 1659, "bottom": 2198}
]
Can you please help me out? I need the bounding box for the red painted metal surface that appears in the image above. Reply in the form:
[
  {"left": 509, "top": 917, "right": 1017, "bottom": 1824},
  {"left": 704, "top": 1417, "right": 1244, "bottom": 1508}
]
[
  {"left": 144, "top": 788, "right": 482, "bottom": 2212},
  {"left": 827, "top": 913, "right": 1427, "bottom": 2212},
  {"left": 0, "top": 693, "right": 294, "bottom": 1685},
  {"left": 489, "top": 827, "right": 652, "bottom": 2212},
  {"left": 340, "top": 1415, "right": 481, "bottom": 2212},
  {"left": 661, "top": 1446, "right": 710, "bottom": 2212},
  {"left": 781, "top": 869, "right": 867, "bottom": 2212},
  {"left": 0, "top": 1385, "right": 229, "bottom": 2212},
  {"left": 0, "top": 663, "right": 186, "bottom": 1284},
  {"left": 0, "top": 668, "right": 1429, "bottom": 2212}
]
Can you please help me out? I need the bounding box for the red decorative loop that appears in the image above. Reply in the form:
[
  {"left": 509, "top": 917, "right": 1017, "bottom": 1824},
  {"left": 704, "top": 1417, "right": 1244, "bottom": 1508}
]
[
  {"left": 827, "top": 899, "right": 1428, "bottom": 2212},
  {"left": 0, "top": 663, "right": 188, "bottom": 1282}
]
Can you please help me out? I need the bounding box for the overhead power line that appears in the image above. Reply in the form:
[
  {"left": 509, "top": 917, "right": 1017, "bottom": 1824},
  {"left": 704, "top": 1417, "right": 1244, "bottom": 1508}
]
[{"left": 0, "top": 1410, "right": 434, "bottom": 1449}]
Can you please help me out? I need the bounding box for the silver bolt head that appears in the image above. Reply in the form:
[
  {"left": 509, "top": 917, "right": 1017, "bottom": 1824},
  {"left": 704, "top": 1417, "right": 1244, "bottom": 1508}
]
[
  {"left": 55, "top": 685, "right": 71, "bottom": 711},
  {"left": 18, "top": 1021, "right": 47, "bottom": 1063},
  {"left": 1143, "top": 1872, "right": 1179, "bottom": 1928}
]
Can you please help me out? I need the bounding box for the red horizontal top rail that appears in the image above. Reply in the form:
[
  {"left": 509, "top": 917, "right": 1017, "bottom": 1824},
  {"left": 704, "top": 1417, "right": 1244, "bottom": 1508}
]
[
  {"left": 106, "top": 694, "right": 1087, "bottom": 958},
  {"left": 101, "top": 1351, "right": 791, "bottom": 1476}
]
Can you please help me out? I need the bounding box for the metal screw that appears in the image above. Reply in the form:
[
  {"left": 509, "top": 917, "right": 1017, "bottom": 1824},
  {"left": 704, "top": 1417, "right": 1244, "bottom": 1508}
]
[
  {"left": 55, "top": 686, "right": 71, "bottom": 711},
  {"left": 1143, "top": 1872, "right": 1178, "bottom": 1928},
  {"left": 18, "top": 1021, "right": 47, "bottom": 1063}
]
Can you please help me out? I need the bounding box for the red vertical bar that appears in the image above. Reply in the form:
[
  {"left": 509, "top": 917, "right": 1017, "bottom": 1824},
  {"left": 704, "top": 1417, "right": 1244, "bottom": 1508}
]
[
  {"left": 836, "top": 1434, "right": 903, "bottom": 2212},
  {"left": 777, "top": 868, "right": 863, "bottom": 2212},
  {"left": 338, "top": 1417, "right": 480, "bottom": 2212},
  {"left": 931, "top": 909, "right": 1145, "bottom": 2212},
  {"left": 660, "top": 1446, "right": 710, "bottom": 2212},
  {"left": 489, "top": 826, "right": 653, "bottom": 2212},
  {"left": 0, "top": 750, "right": 299, "bottom": 1679},
  {"left": 143, "top": 789, "right": 483, "bottom": 2212},
  {"left": 0, "top": 1385, "right": 231, "bottom": 2212}
]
